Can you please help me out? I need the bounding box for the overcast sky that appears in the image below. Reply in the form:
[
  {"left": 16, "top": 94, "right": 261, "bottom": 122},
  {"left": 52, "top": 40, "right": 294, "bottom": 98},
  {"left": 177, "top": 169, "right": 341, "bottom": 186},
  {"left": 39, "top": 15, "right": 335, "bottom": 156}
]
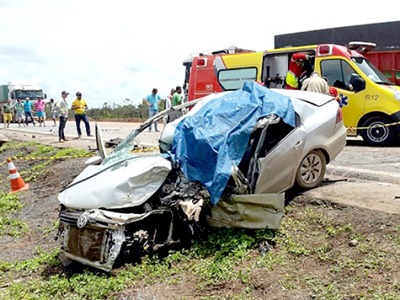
[{"left": 0, "top": 0, "right": 398, "bottom": 108}]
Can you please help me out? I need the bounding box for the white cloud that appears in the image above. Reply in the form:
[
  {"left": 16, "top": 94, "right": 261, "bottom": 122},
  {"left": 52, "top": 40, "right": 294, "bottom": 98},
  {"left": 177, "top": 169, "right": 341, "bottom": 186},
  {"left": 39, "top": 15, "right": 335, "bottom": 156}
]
[{"left": 0, "top": 0, "right": 399, "bottom": 107}]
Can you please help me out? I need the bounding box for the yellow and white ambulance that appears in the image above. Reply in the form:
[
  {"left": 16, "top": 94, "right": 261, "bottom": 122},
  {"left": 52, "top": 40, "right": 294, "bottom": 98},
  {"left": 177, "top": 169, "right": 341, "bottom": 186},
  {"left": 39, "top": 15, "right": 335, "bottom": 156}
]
[{"left": 183, "top": 42, "right": 400, "bottom": 146}]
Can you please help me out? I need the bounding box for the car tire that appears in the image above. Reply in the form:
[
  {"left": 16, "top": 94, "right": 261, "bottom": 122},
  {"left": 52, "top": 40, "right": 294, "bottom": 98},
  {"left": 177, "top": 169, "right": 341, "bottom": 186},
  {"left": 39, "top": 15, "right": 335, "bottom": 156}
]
[
  {"left": 295, "top": 150, "right": 326, "bottom": 189},
  {"left": 360, "top": 116, "right": 395, "bottom": 146}
]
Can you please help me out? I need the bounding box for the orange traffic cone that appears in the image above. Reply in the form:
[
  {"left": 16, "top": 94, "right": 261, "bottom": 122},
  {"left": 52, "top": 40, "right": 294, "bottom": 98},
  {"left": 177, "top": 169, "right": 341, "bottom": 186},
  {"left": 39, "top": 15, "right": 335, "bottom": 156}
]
[{"left": 7, "top": 158, "right": 29, "bottom": 193}]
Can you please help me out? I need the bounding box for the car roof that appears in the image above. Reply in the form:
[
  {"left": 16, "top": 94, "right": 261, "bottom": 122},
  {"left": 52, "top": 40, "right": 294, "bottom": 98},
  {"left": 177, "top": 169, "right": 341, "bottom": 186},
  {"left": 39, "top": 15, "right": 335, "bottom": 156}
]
[{"left": 271, "top": 88, "right": 334, "bottom": 107}]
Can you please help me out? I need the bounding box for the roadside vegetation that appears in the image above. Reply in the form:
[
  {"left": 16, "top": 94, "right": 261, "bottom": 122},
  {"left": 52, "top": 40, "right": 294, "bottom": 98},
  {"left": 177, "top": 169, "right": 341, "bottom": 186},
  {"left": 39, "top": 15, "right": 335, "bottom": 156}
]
[
  {"left": 0, "top": 142, "right": 399, "bottom": 299},
  {"left": 86, "top": 101, "right": 152, "bottom": 121}
]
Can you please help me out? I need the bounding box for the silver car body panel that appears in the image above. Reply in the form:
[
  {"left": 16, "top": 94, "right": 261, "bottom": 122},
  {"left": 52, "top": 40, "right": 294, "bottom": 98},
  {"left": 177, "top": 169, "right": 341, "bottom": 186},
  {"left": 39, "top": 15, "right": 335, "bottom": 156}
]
[
  {"left": 207, "top": 193, "right": 285, "bottom": 229},
  {"left": 255, "top": 92, "right": 346, "bottom": 193},
  {"left": 58, "top": 155, "right": 172, "bottom": 209}
]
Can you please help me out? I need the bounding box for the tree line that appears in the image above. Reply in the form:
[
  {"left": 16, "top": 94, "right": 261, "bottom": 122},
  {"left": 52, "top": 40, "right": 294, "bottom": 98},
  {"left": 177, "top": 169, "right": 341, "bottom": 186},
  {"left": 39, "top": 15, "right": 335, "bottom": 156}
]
[{"left": 75, "top": 100, "right": 167, "bottom": 122}]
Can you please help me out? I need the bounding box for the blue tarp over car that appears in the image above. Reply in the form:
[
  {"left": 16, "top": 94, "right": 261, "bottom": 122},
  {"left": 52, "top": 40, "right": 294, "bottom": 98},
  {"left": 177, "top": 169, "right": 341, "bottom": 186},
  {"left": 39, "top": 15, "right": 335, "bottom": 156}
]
[{"left": 172, "top": 82, "right": 296, "bottom": 205}]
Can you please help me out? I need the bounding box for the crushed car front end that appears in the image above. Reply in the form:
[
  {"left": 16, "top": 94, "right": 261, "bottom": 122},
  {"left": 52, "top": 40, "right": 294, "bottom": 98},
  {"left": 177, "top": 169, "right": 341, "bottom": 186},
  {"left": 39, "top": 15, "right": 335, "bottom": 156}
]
[{"left": 58, "top": 163, "right": 213, "bottom": 272}]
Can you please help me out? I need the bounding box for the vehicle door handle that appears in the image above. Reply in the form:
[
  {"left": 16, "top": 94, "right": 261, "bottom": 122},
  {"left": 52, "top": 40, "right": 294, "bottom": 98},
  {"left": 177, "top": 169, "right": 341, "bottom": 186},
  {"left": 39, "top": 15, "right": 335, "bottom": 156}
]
[{"left": 294, "top": 140, "right": 303, "bottom": 149}]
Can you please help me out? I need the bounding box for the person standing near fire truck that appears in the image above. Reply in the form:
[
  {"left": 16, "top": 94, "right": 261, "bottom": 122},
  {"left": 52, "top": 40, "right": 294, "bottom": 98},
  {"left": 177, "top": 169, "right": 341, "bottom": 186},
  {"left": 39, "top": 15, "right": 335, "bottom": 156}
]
[{"left": 285, "top": 53, "right": 312, "bottom": 90}]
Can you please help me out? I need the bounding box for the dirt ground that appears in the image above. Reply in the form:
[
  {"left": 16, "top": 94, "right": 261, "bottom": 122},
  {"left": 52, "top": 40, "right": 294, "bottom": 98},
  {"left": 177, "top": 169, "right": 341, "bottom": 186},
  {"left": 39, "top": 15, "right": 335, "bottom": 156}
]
[
  {"left": 0, "top": 154, "right": 87, "bottom": 262},
  {"left": 0, "top": 140, "right": 399, "bottom": 299}
]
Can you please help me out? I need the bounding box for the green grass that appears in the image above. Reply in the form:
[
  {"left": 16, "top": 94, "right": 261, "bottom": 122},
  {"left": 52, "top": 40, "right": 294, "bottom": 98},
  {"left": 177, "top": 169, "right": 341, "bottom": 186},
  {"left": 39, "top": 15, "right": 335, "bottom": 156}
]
[
  {"left": 0, "top": 227, "right": 277, "bottom": 300},
  {"left": 0, "top": 191, "right": 28, "bottom": 237},
  {"left": 0, "top": 212, "right": 399, "bottom": 300}
]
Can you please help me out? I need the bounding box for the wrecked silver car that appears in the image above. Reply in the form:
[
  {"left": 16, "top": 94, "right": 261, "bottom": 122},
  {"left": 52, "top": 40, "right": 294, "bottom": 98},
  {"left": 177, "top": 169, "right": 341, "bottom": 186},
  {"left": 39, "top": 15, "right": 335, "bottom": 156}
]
[{"left": 57, "top": 82, "right": 346, "bottom": 271}]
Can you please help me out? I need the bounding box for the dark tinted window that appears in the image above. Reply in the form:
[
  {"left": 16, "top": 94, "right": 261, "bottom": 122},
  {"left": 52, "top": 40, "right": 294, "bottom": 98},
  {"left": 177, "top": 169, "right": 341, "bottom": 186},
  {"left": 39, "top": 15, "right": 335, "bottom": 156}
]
[{"left": 320, "top": 59, "right": 355, "bottom": 91}]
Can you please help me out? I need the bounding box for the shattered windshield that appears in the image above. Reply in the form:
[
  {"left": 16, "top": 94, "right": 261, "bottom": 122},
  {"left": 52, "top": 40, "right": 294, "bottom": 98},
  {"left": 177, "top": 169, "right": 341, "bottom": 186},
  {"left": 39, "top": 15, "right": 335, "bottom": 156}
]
[
  {"left": 102, "top": 124, "right": 161, "bottom": 167},
  {"left": 102, "top": 99, "right": 201, "bottom": 167},
  {"left": 352, "top": 57, "right": 392, "bottom": 84}
]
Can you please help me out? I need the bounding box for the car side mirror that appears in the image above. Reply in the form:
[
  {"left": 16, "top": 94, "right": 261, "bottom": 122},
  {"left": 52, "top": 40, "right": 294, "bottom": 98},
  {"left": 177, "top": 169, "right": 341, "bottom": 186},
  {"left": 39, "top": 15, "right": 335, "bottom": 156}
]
[{"left": 349, "top": 73, "right": 365, "bottom": 92}]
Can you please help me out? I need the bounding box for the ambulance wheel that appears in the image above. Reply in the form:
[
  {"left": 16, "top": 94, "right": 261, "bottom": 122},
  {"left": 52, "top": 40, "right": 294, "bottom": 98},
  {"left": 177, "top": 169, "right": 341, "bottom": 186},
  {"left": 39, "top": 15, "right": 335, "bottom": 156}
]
[
  {"left": 361, "top": 116, "right": 395, "bottom": 146},
  {"left": 295, "top": 150, "right": 326, "bottom": 189}
]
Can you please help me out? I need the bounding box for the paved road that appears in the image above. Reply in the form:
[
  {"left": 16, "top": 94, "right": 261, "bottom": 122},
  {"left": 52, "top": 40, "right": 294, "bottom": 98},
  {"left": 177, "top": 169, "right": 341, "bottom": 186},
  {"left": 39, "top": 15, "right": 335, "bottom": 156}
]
[
  {"left": 0, "top": 120, "right": 163, "bottom": 151},
  {"left": 314, "top": 138, "right": 400, "bottom": 214},
  {"left": 327, "top": 138, "right": 400, "bottom": 185}
]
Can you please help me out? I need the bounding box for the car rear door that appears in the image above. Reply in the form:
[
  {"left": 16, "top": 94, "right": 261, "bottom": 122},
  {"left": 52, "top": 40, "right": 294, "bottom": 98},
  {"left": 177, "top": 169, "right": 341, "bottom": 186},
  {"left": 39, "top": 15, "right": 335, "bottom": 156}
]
[{"left": 254, "top": 125, "right": 306, "bottom": 194}]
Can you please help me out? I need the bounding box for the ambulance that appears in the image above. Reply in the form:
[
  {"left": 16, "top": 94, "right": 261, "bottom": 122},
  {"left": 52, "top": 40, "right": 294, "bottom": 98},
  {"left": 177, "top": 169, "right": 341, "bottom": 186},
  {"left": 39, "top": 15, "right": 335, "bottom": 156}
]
[{"left": 183, "top": 43, "right": 400, "bottom": 146}]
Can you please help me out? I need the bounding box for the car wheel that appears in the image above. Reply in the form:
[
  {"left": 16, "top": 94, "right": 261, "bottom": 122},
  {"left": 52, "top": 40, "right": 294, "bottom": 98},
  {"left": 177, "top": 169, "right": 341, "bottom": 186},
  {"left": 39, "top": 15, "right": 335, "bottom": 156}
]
[
  {"left": 361, "top": 116, "right": 395, "bottom": 146},
  {"left": 295, "top": 150, "right": 326, "bottom": 189}
]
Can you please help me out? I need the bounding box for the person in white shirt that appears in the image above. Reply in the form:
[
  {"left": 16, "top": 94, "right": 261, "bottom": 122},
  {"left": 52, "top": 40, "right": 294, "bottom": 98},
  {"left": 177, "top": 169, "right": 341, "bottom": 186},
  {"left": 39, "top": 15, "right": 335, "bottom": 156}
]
[
  {"left": 49, "top": 98, "right": 58, "bottom": 126},
  {"left": 301, "top": 72, "right": 330, "bottom": 95},
  {"left": 58, "top": 91, "right": 69, "bottom": 143},
  {"left": 163, "top": 88, "right": 174, "bottom": 125}
]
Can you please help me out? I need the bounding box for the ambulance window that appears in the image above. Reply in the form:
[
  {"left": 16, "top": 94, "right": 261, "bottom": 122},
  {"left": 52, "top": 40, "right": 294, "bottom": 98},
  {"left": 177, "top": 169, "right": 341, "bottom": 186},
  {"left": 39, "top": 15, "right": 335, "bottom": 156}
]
[
  {"left": 218, "top": 68, "right": 257, "bottom": 90},
  {"left": 320, "top": 59, "right": 355, "bottom": 91}
]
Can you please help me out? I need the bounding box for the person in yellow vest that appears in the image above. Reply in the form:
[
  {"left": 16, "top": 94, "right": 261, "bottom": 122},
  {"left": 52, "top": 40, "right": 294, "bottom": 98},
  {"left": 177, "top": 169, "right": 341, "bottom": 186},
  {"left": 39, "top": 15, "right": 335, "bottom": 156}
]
[
  {"left": 71, "top": 91, "right": 92, "bottom": 138},
  {"left": 285, "top": 53, "right": 312, "bottom": 90}
]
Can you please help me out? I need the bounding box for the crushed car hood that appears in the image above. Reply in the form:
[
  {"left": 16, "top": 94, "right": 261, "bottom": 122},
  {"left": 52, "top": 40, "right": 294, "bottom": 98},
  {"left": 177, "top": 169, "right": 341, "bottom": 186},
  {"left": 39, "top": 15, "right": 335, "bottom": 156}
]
[{"left": 58, "top": 155, "right": 172, "bottom": 209}]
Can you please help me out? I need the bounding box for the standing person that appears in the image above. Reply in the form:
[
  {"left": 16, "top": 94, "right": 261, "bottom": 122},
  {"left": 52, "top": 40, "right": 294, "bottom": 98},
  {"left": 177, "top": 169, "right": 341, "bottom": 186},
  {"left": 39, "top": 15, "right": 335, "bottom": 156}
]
[
  {"left": 2, "top": 100, "right": 13, "bottom": 128},
  {"left": 169, "top": 86, "right": 183, "bottom": 122},
  {"left": 166, "top": 88, "right": 174, "bottom": 110},
  {"left": 71, "top": 91, "right": 92, "bottom": 137},
  {"left": 24, "top": 97, "right": 35, "bottom": 126},
  {"left": 143, "top": 88, "right": 162, "bottom": 132},
  {"left": 35, "top": 97, "right": 46, "bottom": 127},
  {"left": 163, "top": 88, "right": 174, "bottom": 124},
  {"left": 171, "top": 86, "right": 183, "bottom": 107},
  {"left": 58, "top": 91, "right": 69, "bottom": 143},
  {"left": 49, "top": 98, "right": 58, "bottom": 126},
  {"left": 301, "top": 72, "right": 331, "bottom": 95},
  {"left": 285, "top": 53, "right": 312, "bottom": 90},
  {"left": 14, "top": 98, "right": 24, "bottom": 127}
]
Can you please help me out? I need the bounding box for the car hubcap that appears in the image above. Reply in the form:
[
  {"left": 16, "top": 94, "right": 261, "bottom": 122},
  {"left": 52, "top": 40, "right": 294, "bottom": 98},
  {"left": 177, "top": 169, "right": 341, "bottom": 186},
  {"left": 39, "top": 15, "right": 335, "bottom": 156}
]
[
  {"left": 366, "top": 122, "right": 388, "bottom": 142},
  {"left": 300, "top": 153, "right": 323, "bottom": 184}
]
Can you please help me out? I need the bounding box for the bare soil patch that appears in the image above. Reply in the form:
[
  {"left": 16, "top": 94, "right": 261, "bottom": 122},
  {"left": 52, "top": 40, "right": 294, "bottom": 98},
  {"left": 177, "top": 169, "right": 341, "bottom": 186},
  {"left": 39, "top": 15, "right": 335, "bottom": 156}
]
[{"left": 0, "top": 147, "right": 86, "bottom": 262}]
